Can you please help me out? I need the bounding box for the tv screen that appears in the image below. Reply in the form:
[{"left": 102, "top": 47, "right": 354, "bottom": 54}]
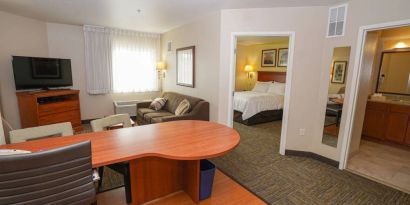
[{"left": 12, "top": 56, "right": 73, "bottom": 90}]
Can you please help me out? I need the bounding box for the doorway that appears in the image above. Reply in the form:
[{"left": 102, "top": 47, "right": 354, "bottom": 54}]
[
  {"left": 227, "top": 32, "right": 295, "bottom": 155},
  {"left": 340, "top": 20, "right": 410, "bottom": 193}
]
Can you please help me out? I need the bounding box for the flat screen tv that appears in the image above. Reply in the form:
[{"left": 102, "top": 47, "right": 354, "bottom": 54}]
[{"left": 12, "top": 56, "right": 73, "bottom": 90}]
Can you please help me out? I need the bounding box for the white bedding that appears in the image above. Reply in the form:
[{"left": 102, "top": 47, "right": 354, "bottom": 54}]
[{"left": 234, "top": 91, "right": 284, "bottom": 120}]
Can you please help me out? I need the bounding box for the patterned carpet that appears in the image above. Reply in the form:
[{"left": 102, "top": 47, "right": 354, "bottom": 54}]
[{"left": 211, "top": 121, "right": 410, "bottom": 205}]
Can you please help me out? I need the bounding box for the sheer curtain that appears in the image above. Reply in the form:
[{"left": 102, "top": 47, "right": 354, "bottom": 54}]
[
  {"left": 84, "top": 26, "right": 112, "bottom": 94},
  {"left": 84, "top": 25, "right": 160, "bottom": 94},
  {"left": 111, "top": 29, "right": 159, "bottom": 93}
]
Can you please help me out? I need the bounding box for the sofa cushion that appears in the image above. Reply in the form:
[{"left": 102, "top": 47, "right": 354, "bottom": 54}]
[
  {"left": 175, "top": 99, "right": 191, "bottom": 116},
  {"left": 149, "top": 98, "right": 167, "bottom": 111},
  {"left": 162, "top": 92, "right": 203, "bottom": 114},
  {"left": 144, "top": 112, "right": 174, "bottom": 123},
  {"left": 137, "top": 108, "right": 156, "bottom": 117}
]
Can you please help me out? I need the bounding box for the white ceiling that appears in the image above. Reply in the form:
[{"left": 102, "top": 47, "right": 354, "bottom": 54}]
[{"left": 0, "top": 0, "right": 346, "bottom": 33}]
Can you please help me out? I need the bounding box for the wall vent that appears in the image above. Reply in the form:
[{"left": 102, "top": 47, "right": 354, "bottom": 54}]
[{"left": 327, "top": 4, "right": 348, "bottom": 37}]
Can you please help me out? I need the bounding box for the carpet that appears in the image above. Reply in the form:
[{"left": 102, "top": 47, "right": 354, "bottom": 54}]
[{"left": 211, "top": 121, "right": 410, "bottom": 205}]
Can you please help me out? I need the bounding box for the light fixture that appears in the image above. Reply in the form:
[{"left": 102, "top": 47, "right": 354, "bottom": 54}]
[
  {"left": 394, "top": 42, "right": 408, "bottom": 49},
  {"left": 156, "top": 61, "right": 167, "bottom": 70},
  {"left": 156, "top": 61, "right": 167, "bottom": 78},
  {"left": 244, "top": 64, "right": 254, "bottom": 79}
]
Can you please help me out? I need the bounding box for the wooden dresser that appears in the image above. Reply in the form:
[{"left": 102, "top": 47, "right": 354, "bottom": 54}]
[
  {"left": 16, "top": 89, "right": 83, "bottom": 132},
  {"left": 363, "top": 100, "right": 410, "bottom": 146}
]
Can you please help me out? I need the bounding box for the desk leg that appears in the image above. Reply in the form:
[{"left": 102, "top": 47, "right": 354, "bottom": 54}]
[
  {"left": 183, "top": 160, "right": 200, "bottom": 204},
  {"left": 129, "top": 157, "right": 200, "bottom": 205}
]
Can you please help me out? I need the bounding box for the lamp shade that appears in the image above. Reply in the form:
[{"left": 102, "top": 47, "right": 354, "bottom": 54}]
[
  {"left": 156, "top": 61, "right": 167, "bottom": 70},
  {"left": 244, "top": 65, "right": 253, "bottom": 72}
]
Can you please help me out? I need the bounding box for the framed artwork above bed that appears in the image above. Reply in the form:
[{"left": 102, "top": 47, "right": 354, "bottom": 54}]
[{"left": 261, "top": 49, "right": 277, "bottom": 67}]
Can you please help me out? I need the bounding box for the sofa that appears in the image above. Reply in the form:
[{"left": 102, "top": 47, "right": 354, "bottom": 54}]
[{"left": 136, "top": 92, "right": 209, "bottom": 125}]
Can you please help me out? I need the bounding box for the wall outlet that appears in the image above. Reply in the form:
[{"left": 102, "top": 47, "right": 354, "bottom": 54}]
[{"left": 299, "top": 128, "right": 305, "bottom": 136}]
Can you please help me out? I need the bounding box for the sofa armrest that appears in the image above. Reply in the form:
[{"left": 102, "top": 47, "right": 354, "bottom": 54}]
[
  {"left": 158, "top": 101, "right": 210, "bottom": 123},
  {"left": 136, "top": 101, "right": 152, "bottom": 109}
]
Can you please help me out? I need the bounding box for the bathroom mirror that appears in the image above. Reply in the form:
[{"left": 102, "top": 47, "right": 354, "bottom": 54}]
[
  {"left": 322, "top": 46, "right": 351, "bottom": 148},
  {"left": 376, "top": 50, "right": 410, "bottom": 95}
]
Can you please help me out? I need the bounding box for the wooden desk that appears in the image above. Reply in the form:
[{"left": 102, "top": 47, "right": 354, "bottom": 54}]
[{"left": 0, "top": 120, "right": 240, "bottom": 205}]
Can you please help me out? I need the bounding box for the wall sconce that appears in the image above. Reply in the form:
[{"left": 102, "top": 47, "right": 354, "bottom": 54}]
[
  {"left": 156, "top": 61, "right": 167, "bottom": 78},
  {"left": 244, "top": 64, "right": 254, "bottom": 79}
]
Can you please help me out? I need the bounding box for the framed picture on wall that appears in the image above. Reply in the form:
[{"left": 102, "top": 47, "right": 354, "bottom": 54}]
[
  {"left": 176, "top": 46, "right": 195, "bottom": 87},
  {"left": 261, "top": 49, "right": 277, "bottom": 67},
  {"left": 331, "top": 61, "right": 347, "bottom": 84},
  {"left": 277, "top": 48, "right": 288, "bottom": 67}
]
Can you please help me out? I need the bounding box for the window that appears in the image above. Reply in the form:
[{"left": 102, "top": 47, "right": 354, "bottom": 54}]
[
  {"left": 327, "top": 4, "right": 348, "bottom": 37},
  {"left": 84, "top": 25, "right": 160, "bottom": 94},
  {"left": 112, "top": 41, "right": 159, "bottom": 93}
]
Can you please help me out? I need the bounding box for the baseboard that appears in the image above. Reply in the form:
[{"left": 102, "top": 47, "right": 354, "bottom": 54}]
[{"left": 285, "top": 149, "right": 339, "bottom": 168}]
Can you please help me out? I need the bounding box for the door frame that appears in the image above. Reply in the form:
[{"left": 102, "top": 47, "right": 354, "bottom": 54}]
[
  {"left": 339, "top": 19, "right": 410, "bottom": 169},
  {"left": 227, "top": 31, "right": 296, "bottom": 155}
]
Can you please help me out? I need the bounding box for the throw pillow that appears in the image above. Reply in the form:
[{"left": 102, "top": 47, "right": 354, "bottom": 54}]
[
  {"left": 267, "top": 82, "right": 286, "bottom": 95},
  {"left": 252, "top": 81, "right": 271, "bottom": 93},
  {"left": 149, "top": 98, "right": 167, "bottom": 111},
  {"left": 175, "top": 99, "right": 191, "bottom": 116}
]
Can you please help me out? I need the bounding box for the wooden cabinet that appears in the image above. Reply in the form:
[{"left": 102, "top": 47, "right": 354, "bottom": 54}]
[
  {"left": 363, "top": 101, "right": 410, "bottom": 146},
  {"left": 16, "top": 89, "right": 83, "bottom": 132},
  {"left": 385, "top": 113, "right": 408, "bottom": 143},
  {"left": 362, "top": 109, "right": 387, "bottom": 140}
]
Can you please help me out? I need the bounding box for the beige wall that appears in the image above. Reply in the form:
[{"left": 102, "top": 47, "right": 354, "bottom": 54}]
[
  {"left": 219, "top": 0, "right": 410, "bottom": 161},
  {"left": 328, "top": 47, "right": 351, "bottom": 94},
  {"left": 0, "top": 11, "right": 49, "bottom": 129},
  {"left": 219, "top": 6, "right": 329, "bottom": 155},
  {"left": 235, "top": 42, "right": 288, "bottom": 91},
  {"left": 46, "top": 23, "right": 159, "bottom": 121},
  {"left": 0, "top": 14, "right": 161, "bottom": 129},
  {"left": 161, "top": 12, "right": 221, "bottom": 122},
  {"left": 321, "top": 0, "right": 410, "bottom": 160}
]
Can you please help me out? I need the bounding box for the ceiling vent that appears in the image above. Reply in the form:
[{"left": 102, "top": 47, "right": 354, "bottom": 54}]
[{"left": 327, "top": 4, "right": 348, "bottom": 37}]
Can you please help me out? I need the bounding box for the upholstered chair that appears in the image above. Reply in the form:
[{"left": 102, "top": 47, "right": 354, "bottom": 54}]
[
  {"left": 9, "top": 122, "right": 73, "bottom": 144},
  {"left": 90, "top": 113, "right": 132, "bottom": 203},
  {"left": 0, "top": 141, "right": 96, "bottom": 205}
]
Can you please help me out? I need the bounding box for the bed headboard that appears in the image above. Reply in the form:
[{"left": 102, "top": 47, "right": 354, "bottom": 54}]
[{"left": 257, "top": 71, "right": 286, "bottom": 83}]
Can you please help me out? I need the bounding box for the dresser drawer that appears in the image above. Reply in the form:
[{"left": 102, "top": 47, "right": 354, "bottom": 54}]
[
  {"left": 38, "top": 100, "right": 80, "bottom": 116},
  {"left": 39, "top": 110, "right": 81, "bottom": 126}
]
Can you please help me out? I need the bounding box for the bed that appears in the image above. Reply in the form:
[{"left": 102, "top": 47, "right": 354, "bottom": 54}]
[{"left": 233, "top": 71, "right": 286, "bottom": 125}]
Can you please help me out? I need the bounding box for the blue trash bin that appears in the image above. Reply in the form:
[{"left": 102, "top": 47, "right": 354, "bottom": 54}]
[{"left": 199, "top": 159, "right": 216, "bottom": 200}]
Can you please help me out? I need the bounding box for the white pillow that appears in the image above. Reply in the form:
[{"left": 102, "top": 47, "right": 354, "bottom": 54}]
[
  {"left": 252, "top": 81, "right": 271, "bottom": 93},
  {"left": 267, "top": 82, "right": 286, "bottom": 95}
]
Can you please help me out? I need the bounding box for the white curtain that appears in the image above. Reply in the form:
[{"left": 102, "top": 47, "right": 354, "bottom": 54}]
[
  {"left": 110, "top": 29, "right": 159, "bottom": 93},
  {"left": 84, "top": 26, "right": 112, "bottom": 94},
  {"left": 83, "top": 25, "right": 160, "bottom": 94}
]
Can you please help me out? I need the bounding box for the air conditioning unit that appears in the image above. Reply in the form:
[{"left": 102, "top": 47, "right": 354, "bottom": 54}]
[
  {"left": 113, "top": 100, "right": 147, "bottom": 117},
  {"left": 327, "top": 4, "right": 348, "bottom": 37}
]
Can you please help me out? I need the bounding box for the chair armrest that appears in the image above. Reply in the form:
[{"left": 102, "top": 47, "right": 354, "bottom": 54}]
[{"left": 136, "top": 101, "right": 152, "bottom": 109}]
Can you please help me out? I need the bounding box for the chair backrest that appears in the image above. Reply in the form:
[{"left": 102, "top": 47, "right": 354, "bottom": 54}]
[
  {"left": 9, "top": 122, "right": 73, "bottom": 144},
  {"left": 90, "top": 114, "right": 132, "bottom": 132},
  {"left": 0, "top": 141, "right": 95, "bottom": 205}
]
